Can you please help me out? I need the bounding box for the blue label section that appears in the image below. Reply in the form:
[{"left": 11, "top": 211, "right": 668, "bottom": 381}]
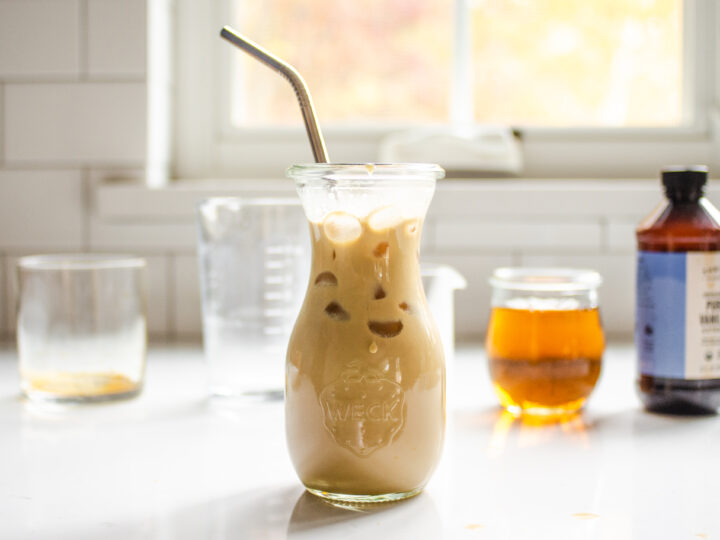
[{"left": 636, "top": 251, "right": 686, "bottom": 378}]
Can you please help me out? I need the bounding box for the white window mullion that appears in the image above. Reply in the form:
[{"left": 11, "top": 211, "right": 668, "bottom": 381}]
[
  {"left": 682, "top": 0, "right": 712, "bottom": 129},
  {"left": 451, "top": 0, "right": 473, "bottom": 127}
]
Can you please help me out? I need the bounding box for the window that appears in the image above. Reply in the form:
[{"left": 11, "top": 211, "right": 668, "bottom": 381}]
[
  {"left": 229, "top": 0, "right": 452, "bottom": 126},
  {"left": 172, "top": 0, "right": 719, "bottom": 179}
]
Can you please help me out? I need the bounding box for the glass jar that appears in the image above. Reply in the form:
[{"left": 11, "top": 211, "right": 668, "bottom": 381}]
[
  {"left": 486, "top": 268, "right": 605, "bottom": 417},
  {"left": 196, "top": 197, "right": 308, "bottom": 400},
  {"left": 285, "top": 163, "right": 446, "bottom": 503},
  {"left": 17, "top": 254, "right": 147, "bottom": 402}
]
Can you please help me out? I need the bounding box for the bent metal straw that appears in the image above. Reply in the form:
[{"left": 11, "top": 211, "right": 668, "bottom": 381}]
[{"left": 220, "top": 26, "right": 330, "bottom": 164}]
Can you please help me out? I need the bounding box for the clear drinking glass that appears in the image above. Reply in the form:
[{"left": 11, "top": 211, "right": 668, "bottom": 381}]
[
  {"left": 285, "top": 163, "right": 446, "bottom": 503},
  {"left": 196, "top": 197, "right": 309, "bottom": 400},
  {"left": 486, "top": 268, "right": 605, "bottom": 417},
  {"left": 17, "top": 254, "right": 147, "bottom": 402}
]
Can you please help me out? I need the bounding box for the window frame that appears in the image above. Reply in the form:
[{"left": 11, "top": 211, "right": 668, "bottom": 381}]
[{"left": 171, "top": 0, "right": 720, "bottom": 181}]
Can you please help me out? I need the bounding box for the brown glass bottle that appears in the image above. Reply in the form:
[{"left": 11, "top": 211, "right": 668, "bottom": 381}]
[{"left": 636, "top": 166, "right": 720, "bottom": 414}]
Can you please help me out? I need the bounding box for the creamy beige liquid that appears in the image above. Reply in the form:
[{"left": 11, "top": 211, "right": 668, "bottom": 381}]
[{"left": 286, "top": 208, "right": 445, "bottom": 498}]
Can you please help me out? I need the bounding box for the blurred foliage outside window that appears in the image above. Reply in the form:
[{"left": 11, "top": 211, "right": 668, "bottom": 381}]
[{"left": 231, "top": 0, "right": 682, "bottom": 128}]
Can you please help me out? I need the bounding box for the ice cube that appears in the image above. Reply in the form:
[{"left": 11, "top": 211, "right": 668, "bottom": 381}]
[
  {"left": 368, "top": 206, "right": 403, "bottom": 232},
  {"left": 323, "top": 212, "right": 362, "bottom": 244}
]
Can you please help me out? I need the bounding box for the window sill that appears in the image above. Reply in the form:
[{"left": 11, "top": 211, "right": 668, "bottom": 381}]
[{"left": 93, "top": 176, "right": 720, "bottom": 221}]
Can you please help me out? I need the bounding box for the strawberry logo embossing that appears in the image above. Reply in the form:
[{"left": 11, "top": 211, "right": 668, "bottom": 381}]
[{"left": 319, "top": 362, "right": 406, "bottom": 457}]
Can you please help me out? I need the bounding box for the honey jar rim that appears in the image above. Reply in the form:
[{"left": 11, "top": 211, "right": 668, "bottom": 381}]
[{"left": 490, "top": 267, "right": 602, "bottom": 292}]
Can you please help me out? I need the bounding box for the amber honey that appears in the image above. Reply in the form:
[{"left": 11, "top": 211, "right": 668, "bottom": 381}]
[{"left": 486, "top": 306, "right": 604, "bottom": 415}]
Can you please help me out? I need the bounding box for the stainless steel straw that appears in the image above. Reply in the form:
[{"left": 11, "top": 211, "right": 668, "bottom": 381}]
[{"left": 220, "top": 26, "right": 329, "bottom": 163}]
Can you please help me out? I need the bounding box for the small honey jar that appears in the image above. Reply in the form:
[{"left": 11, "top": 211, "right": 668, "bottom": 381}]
[{"left": 486, "top": 268, "right": 605, "bottom": 416}]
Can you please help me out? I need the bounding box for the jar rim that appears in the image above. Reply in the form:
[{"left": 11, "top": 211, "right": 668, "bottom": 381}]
[
  {"left": 287, "top": 163, "right": 444, "bottom": 186},
  {"left": 489, "top": 267, "right": 602, "bottom": 291}
]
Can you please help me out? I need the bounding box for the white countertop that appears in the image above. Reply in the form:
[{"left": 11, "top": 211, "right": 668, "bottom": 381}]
[{"left": 1, "top": 343, "right": 718, "bottom": 540}]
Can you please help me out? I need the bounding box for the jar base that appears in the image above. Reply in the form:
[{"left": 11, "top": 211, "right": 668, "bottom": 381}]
[
  {"left": 20, "top": 371, "right": 143, "bottom": 403},
  {"left": 503, "top": 397, "right": 587, "bottom": 419},
  {"left": 22, "top": 379, "right": 142, "bottom": 403},
  {"left": 306, "top": 487, "right": 423, "bottom": 505},
  {"left": 23, "top": 388, "right": 142, "bottom": 404},
  {"left": 637, "top": 376, "right": 720, "bottom": 415}
]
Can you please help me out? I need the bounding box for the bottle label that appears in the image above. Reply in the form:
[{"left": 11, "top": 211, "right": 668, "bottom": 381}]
[{"left": 637, "top": 251, "right": 720, "bottom": 379}]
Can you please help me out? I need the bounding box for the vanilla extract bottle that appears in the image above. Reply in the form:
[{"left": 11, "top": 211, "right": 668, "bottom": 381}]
[{"left": 636, "top": 166, "right": 720, "bottom": 414}]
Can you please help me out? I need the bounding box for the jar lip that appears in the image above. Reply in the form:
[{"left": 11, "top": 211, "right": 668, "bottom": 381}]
[
  {"left": 287, "top": 163, "right": 445, "bottom": 185},
  {"left": 490, "top": 267, "right": 602, "bottom": 291},
  {"left": 18, "top": 254, "right": 146, "bottom": 271}
]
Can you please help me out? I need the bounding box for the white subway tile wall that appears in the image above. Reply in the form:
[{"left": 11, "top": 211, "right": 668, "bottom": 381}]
[
  {"left": 434, "top": 220, "right": 602, "bottom": 251},
  {"left": 0, "top": 170, "right": 84, "bottom": 249},
  {"left": 606, "top": 220, "right": 641, "bottom": 253},
  {"left": 0, "top": 0, "right": 80, "bottom": 77},
  {"left": 4, "top": 82, "right": 146, "bottom": 163},
  {"left": 87, "top": 0, "right": 147, "bottom": 77},
  {"left": 0, "top": 0, "right": 151, "bottom": 339},
  {"left": 430, "top": 180, "right": 665, "bottom": 218},
  {"left": 89, "top": 217, "right": 196, "bottom": 251},
  {"left": 143, "top": 255, "right": 170, "bottom": 337},
  {"left": 172, "top": 255, "right": 201, "bottom": 339},
  {"left": 423, "top": 253, "right": 514, "bottom": 338},
  {"left": 5, "top": 255, "right": 21, "bottom": 333},
  {"left": 0, "top": 1, "right": 717, "bottom": 345}
]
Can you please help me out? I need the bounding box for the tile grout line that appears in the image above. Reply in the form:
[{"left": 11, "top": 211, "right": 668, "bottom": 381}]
[
  {"left": 0, "top": 81, "right": 4, "bottom": 167},
  {"left": 0, "top": 253, "right": 5, "bottom": 340},
  {"left": 422, "top": 217, "right": 435, "bottom": 254},
  {"left": 0, "top": 161, "right": 146, "bottom": 171},
  {"left": 0, "top": 78, "right": 146, "bottom": 85},
  {"left": 81, "top": 167, "right": 92, "bottom": 250},
  {"left": 3, "top": 253, "right": 14, "bottom": 342},
  {"left": 79, "top": 0, "right": 89, "bottom": 80},
  {"left": 599, "top": 216, "right": 609, "bottom": 253},
  {"left": 167, "top": 253, "right": 176, "bottom": 341}
]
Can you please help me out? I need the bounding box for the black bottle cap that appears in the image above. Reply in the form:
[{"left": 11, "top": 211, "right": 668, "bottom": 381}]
[{"left": 662, "top": 165, "right": 708, "bottom": 202}]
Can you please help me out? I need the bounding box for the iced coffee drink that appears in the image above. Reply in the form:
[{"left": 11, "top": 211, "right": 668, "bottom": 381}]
[{"left": 286, "top": 164, "right": 445, "bottom": 503}]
